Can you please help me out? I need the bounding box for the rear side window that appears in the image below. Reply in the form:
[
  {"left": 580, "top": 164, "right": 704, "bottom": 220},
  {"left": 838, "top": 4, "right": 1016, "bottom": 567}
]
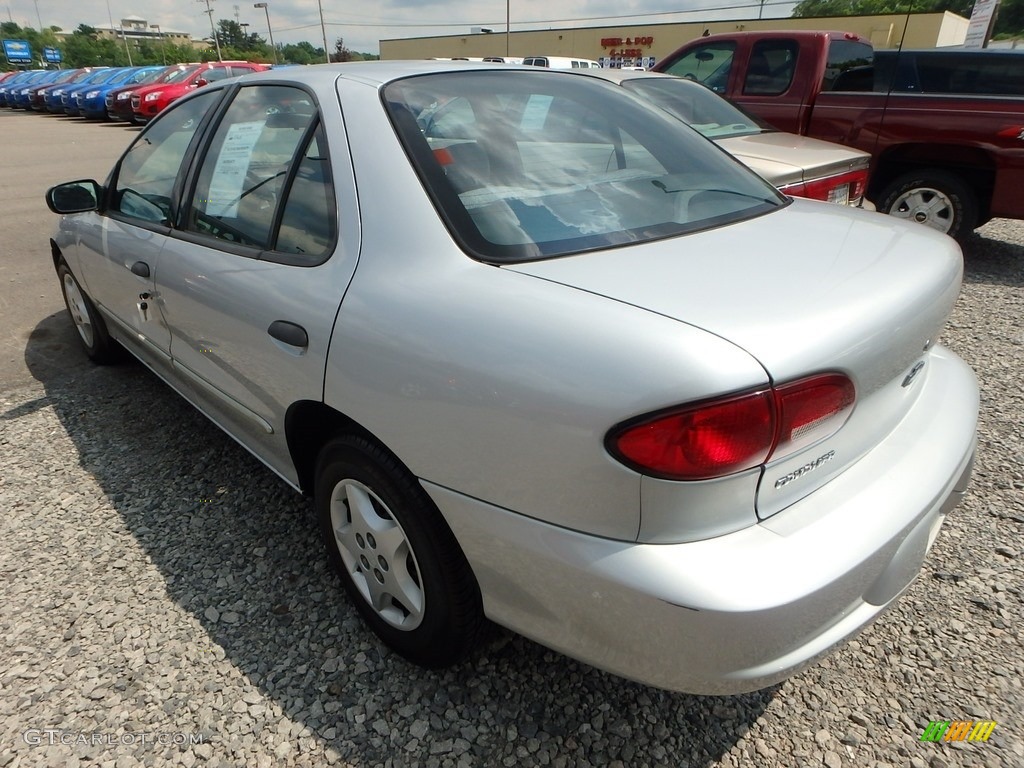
[
  {"left": 823, "top": 40, "right": 873, "bottom": 91},
  {"left": 185, "top": 85, "right": 335, "bottom": 264},
  {"left": 275, "top": 127, "right": 336, "bottom": 261},
  {"left": 918, "top": 53, "right": 1024, "bottom": 95},
  {"left": 742, "top": 40, "right": 798, "bottom": 96},
  {"left": 660, "top": 42, "right": 735, "bottom": 94}
]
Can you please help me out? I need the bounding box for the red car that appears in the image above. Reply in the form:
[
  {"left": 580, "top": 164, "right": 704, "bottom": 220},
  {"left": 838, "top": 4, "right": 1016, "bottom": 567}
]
[
  {"left": 130, "top": 61, "right": 268, "bottom": 123},
  {"left": 106, "top": 64, "right": 190, "bottom": 123}
]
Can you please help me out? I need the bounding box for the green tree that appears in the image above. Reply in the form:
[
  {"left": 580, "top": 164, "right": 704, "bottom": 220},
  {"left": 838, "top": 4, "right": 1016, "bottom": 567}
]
[
  {"left": 330, "top": 37, "right": 353, "bottom": 62},
  {"left": 992, "top": 0, "right": 1024, "bottom": 36},
  {"left": 280, "top": 41, "right": 324, "bottom": 65},
  {"left": 791, "top": 0, "right": 1024, "bottom": 35},
  {"left": 793, "top": 0, "right": 974, "bottom": 18}
]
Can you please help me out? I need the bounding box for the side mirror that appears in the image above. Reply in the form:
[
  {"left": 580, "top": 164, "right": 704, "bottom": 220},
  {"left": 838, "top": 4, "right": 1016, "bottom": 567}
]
[
  {"left": 46, "top": 180, "right": 102, "bottom": 214},
  {"left": 196, "top": 78, "right": 209, "bottom": 87}
]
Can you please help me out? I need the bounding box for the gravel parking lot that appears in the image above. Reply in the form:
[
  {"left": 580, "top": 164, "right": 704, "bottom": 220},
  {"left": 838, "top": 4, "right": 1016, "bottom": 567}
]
[{"left": 0, "top": 109, "right": 1021, "bottom": 768}]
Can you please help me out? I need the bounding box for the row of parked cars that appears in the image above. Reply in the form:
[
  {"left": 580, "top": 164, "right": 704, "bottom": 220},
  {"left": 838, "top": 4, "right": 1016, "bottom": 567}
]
[{"left": 0, "top": 61, "right": 267, "bottom": 123}]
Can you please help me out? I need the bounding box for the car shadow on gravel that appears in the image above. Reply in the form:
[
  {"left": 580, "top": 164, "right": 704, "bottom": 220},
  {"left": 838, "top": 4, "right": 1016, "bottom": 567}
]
[
  {"left": 22, "top": 313, "right": 775, "bottom": 767},
  {"left": 960, "top": 225, "right": 1024, "bottom": 289}
]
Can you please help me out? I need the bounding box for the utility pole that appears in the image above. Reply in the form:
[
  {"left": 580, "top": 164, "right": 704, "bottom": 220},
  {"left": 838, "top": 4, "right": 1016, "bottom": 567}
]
[
  {"left": 198, "top": 0, "right": 223, "bottom": 61},
  {"left": 317, "top": 0, "right": 329, "bottom": 63},
  {"left": 121, "top": 23, "right": 133, "bottom": 65}
]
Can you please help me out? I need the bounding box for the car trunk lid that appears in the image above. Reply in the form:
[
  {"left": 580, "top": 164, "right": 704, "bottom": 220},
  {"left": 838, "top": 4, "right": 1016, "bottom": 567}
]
[{"left": 505, "top": 202, "right": 963, "bottom": 518}]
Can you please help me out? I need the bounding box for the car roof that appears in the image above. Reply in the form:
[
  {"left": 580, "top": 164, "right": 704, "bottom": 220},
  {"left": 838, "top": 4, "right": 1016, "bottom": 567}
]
[{"left": 231, "top": 60, "right": 554, "bottom": 89}]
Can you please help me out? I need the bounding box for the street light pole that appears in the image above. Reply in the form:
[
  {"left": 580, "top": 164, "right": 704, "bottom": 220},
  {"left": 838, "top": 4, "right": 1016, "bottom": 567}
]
[
  {"left": 506, "top": 0, "right": 509, "bottom": 57},
  {"left": 253, "top": 2, "right": 277, "bottom": 64},
  {"left": 151, "top": 24, "right": 165, "bottom": 65}
]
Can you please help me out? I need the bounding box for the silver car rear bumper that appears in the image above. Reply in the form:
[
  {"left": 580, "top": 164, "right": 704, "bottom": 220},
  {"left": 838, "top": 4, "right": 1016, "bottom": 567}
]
[{"left": 425, "top": 344, "right": 978, "bottom": 694}]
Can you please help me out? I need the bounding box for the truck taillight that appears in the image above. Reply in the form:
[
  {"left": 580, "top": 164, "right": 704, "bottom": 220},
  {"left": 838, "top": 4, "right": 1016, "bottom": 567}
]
[
  {"left": 780, "top": 169, "right": 868, "bottom": 206},
  {"left": 607, "top": 374, "right": 855, "bottom": 481}
]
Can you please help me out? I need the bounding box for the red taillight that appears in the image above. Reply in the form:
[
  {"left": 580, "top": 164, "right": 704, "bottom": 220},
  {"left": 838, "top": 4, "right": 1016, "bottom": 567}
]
[
  {"left": 608, "top": 374, "right": 855, "bottom": 481},
  {"left": 780, "top": 170, "right": 868, "bottom": 205}
]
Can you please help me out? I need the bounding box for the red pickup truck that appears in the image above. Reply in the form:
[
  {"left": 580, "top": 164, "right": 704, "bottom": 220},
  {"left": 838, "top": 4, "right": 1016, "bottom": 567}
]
[{"left": 653, "top": 31, "right": 1024, "bottom": 239}]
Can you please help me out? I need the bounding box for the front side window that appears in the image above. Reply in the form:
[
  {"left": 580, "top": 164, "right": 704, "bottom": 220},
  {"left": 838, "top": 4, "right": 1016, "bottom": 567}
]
[
  {"left": 385, "top": 71, "right": 781, "bottom": 263},
  {"left": 186, "top": 85, "right": 331, "bottom": 261},
  {"left": 660, "top": 42, "right": 736, "bottom": 94},
  {"left": 201, "top": 67, "right": 234, "bottom": 83},
  {"left": 743, "top": 40, "right": 798, "bottom": 96},
  {"left": 111, "top": 90, "right": 222, "bottom": 225}
]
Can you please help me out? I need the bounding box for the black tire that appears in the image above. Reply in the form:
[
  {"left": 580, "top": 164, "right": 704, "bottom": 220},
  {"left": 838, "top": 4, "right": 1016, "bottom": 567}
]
[
  {"left": 315, "top": 435, "right": 483, "bottom": 668},
  {"left": 877, "top": 169, "right": 978, "bottom": 241},
  {"left": 57, "top": 261, "right": 123, "bottom": 364}
]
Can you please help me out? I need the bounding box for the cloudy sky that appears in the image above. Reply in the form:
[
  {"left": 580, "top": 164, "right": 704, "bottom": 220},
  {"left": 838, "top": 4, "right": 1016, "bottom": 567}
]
[{"left": 10, "top": 0, "right": 797, "bottom": 55}]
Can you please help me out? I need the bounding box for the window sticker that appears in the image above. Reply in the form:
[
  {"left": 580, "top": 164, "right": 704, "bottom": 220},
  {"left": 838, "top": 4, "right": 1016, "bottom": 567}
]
[{"left": 206, "top": 120, "right": 266, "bottom": 218}]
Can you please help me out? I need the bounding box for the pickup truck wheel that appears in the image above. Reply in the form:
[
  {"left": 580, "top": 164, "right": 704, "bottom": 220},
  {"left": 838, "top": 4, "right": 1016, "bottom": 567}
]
[
  {"left": 878, "top": 170, "right": 977, "bottom": 239},
  {"left": 57, "top": 261, "right": 123, "bottom": 364},
  {"left": 315, "top": 435, "right": 483, "bottom": 668}
]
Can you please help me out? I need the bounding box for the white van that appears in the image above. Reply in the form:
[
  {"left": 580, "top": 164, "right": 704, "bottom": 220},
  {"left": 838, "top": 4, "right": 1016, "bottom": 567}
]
[{"left": 522, "top": 56, "right": 601, "bottom": 69}]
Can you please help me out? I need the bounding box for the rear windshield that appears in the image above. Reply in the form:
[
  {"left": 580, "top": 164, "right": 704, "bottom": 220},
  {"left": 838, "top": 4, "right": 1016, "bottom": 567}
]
[{"left": 383, "top": 71, "right": 782, "bottom": 263}]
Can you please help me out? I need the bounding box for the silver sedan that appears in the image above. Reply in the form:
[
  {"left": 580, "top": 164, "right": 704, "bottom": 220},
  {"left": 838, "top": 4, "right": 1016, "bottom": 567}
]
[{"left": 46, "top": 61, "right": 977, "bottom": 694}]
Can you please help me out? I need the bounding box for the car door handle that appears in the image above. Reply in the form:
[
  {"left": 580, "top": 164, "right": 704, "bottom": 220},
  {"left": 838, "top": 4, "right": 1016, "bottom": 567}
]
[
  {"left": 130, "top": 261, "right": 150, "bottom": 278},
  {"left": 267, "top": 320, "right": 308, "bottom": 348}
]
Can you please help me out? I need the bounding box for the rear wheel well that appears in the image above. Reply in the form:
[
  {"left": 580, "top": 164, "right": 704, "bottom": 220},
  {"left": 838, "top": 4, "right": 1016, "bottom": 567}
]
[
  {"left": 867, "top": 145, "right": 996, "bottom": 225},
  {"left": 285, "top": 401, "right": 382, "bottom": 495}
]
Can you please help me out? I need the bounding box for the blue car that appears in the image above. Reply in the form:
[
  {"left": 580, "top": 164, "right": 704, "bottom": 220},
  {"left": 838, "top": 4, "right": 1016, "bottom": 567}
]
[
  {"left": 26, "top": 69, "right": 82, "bottom": 111},
  {"left": 62, "top": 67, "right": 136, "bottom": 115},
  {"left": 76, "top": 66, "right": 164, "bottom": 119},
  {"left": 0, "top": 71, "right": 38, "bottom": 107},
  {"left": 7, "top": 70, "right": 58, "bottom": 109},
  {"left": 42, "top": 68, "right": 107, "bottom": 114},
  {"left": 59, "top": 68, "right": 126, "bottom": 115}
]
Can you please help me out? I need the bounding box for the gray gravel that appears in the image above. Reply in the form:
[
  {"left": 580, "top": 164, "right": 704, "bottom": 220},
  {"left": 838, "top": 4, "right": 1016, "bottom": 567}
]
[{"left": 1, "top": 220, "right": 1022, "bottom": 768}]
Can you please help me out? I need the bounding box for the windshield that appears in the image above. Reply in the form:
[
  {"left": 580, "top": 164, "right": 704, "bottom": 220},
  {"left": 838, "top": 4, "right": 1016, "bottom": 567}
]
[
  {"left": 163, "top": 65, "right": 201, "bottom": 84},
  {"left": 48, "top": 70, "right": 80, "bottom": 85},
  {"left": 384, "top": 71, "right": 782, "bottom": 263},
  {"left": 132, "top": 68, "right": 165, "bottom": 84},
  {"left": 622, "top": 77, "right": 767, "bottom": 139}
]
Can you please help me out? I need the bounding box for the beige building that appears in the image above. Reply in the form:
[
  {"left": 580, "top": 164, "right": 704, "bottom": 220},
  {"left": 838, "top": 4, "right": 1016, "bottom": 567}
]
[
  {"left": 57, "top": 15, "right": 192, "bottom": 50},
  {"left": 380, "top": 12, "right": 969, "bottom": 66}
]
